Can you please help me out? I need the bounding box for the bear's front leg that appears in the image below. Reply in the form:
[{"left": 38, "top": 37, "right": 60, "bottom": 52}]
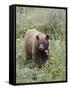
[
  {"left": 32, "top": 54, "right": 42, "bottom": 68},
  {"left": 38, "top": 65, "right": 42, "bottom": 68}
]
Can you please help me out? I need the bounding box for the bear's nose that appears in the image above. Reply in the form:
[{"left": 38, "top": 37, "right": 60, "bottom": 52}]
[{"left": 39, "top": 44, "right": 44, "bottom": 50}]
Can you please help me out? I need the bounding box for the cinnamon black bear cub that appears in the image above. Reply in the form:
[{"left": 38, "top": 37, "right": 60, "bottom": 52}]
[{"left": 24, "top": 29, "right": 49, "bottom": 68}]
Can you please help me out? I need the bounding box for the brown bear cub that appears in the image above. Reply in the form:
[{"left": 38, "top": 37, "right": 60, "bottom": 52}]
[{"left": 24, "top": 29, "right": 49, "bottom": 68}]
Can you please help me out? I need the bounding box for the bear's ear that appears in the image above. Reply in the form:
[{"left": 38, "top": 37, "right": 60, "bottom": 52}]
[
  {"left": 45, "top": 35, "right": 49, "bottom": 40},
  {"left": 36, "top": 35, "right": 39, "bottom": 40}
]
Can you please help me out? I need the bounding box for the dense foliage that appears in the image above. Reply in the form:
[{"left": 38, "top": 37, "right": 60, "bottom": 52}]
[{"left": 16, "top": 6, "right": 66, "bottom": 83}]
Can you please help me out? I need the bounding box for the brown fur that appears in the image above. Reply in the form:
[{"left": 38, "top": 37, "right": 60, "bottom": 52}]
[{"left": 24, "top": 29, "right": 49, "bottom": 67}]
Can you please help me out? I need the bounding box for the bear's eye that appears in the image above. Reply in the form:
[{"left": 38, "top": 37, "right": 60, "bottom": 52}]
[{"left": 44, "top": 41, "right": 49, "bottom": 49}]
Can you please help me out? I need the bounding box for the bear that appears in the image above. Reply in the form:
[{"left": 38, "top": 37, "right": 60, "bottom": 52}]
[{"left": 24, "top": 29, "right": 49, "bottom": 68}]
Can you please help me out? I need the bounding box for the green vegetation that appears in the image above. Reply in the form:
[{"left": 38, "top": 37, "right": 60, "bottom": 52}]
[{"left": 16, "top": 6, "right": 66, "bottom": 83}]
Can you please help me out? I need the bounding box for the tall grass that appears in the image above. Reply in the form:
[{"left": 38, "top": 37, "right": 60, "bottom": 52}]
[
  {"left": 16, "top": 38, "right": 66, "bottom": 83},
  {"left": 16, "top": 6, "right": 66, "bottom": 83}
]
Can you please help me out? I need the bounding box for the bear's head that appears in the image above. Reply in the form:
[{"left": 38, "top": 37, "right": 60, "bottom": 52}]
[{"left": 36, "top": 35, "right": 49, "bottom": 55}]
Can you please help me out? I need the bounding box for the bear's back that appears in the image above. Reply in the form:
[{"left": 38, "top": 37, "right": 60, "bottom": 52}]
[{"left": 24, "top": 28, "right": 45, "bottom": 40}]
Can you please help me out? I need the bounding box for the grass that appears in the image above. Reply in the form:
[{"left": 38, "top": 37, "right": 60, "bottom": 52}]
[
  {"left": 16, "top": 7, "right": 66, "bottom": 83},
  {"left": 16, "top": 38, "right": 66, "bottom": 83}
]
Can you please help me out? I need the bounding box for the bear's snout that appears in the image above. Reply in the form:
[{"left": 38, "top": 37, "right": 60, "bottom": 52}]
[{"left": 39, "top": 44, "right": 44, "bottom": 51}]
